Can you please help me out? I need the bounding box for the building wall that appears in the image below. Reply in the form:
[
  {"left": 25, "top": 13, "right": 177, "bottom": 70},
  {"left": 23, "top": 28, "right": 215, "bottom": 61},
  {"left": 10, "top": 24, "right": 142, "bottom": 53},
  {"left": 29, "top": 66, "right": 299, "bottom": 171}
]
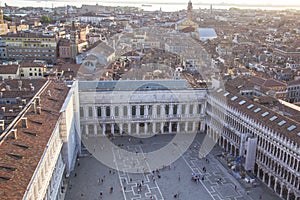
[
  {"left": 59, "top": 45, "right": 71, "bottom": 58},
  {"left": 287, "top": 83, "right": 300, "bottom": 103},
  {"left": 23, "top": 121, "right": 65, "bottom": 200},
  {"left": 3, "top": 34, "right": 58, "bottom": 61},
  {"left": 20, "top": 67, "right": 45, "bottom": 78},
  {"left": 78, "top": 81, "right": 207, "bottom": 136},
  {"left": 206, "top": 92, "right": 300, "bottom": 200},
  {"left": 60, "top": 81, "right": 81, "bottom": 176}
]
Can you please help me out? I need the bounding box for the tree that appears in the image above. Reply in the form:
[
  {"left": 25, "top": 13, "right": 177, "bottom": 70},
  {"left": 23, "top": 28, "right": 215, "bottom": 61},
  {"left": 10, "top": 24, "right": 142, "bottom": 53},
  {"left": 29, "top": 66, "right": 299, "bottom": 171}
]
[
  {"left": 40, "top": 16, "right": 52, "bottom": 24},
  {"left": 3, "top": 15, "right": 12, "bottom": 22}
]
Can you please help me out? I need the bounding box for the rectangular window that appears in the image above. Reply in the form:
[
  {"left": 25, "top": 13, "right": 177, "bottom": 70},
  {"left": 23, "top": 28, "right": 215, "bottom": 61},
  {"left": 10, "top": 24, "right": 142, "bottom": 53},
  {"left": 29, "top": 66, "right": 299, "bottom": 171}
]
[
  {"left": 115, "top": 107, "right": 119, "bottom": 117},
  {"left": 123, "top": 106, "right": 127, "bottom": 116},
  {"left": 106, "top": 107, "right": 111, "bottom": 117},
  {"left": 140, "top": 105, "right": 144, "bottom": 116},
  {"left": 182, "top": 104, "right": 186, "bottom": 114},
  {"left": 88, "top": 107, "right": 93, "bottom": 117},
  {"left": 157, "top": 105, "right": 160, "bottom": 115},
  {"left": 97, "top": 107, "right": 101, "bottom": 117},
  {"left": 189, "top": 104, "right": 194, "bottom": 114},
  {"left": 198, "top": 104, "right": 202, "bottom": 114},
  {"left": 173, "top": 105, "right": 177, "bottom": 115},
  {"left": 132, "top": 106, "right": 136, "bottom": 116},
  {"left": 80, "top": 107, "right": 84, "bottom": 118},
  {"left": 165, "top": 105, "right": 169, "bottom": 115}
]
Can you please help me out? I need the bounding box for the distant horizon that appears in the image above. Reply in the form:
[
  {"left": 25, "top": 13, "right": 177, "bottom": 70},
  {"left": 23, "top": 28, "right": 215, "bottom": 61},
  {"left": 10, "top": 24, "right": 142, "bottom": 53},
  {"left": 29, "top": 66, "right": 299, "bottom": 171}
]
[{"left": 2, "top": 0, "right": 300, "bottom": 11}]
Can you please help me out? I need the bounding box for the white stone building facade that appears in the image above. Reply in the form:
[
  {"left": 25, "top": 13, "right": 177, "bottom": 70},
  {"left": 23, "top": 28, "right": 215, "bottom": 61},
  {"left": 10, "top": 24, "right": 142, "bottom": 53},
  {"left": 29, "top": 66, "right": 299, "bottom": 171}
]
[
  {"left": 78, "top": 80, "right": 207, "bottom": 136},
  {"left": 206, "top": 89, "right": 300, "bottom": 200}
]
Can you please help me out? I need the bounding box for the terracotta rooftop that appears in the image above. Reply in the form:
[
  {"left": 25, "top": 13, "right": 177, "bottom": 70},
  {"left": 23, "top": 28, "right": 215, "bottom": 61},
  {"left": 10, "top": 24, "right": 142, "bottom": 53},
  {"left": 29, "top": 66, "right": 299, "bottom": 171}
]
[
  {"left": 0, "top": 80, "right": 70, "bottom": 199},
  {"left": 0, "top": 65, "right": 19, "bottom": 75}
]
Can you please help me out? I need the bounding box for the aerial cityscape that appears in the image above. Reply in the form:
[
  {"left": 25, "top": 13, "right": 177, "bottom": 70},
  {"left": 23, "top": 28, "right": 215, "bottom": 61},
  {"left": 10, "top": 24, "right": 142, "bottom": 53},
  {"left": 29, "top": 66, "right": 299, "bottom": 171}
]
[{"left": 0, "top": 1, "right": 299, "bottom": 200}]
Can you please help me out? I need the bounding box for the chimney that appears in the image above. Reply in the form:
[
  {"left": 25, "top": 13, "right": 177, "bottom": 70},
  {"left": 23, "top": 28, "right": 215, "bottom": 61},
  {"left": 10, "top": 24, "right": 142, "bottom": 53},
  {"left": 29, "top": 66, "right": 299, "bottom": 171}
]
[
  {"left": 22, "top": 99, "right": 27, "bottom": 105},
  {"left": 32, "top": 101, "right": 36, "bottom": 114},
  {"left": 36, "top": 97, "right": 40, "bottom": 106},
  {"left": 1, "top": 107, "right": 5, "bottom": 112},
  {"left": 21, "top": 117, "right": 28, "bottom": 128},
  {"left": 11, "top": 129, "right": 17, "bottom": 139},
  {"left": 0, "top": 120, "right": 4, "bottom": 132},
  {"left": 37, "top": 106, "right": 41, "bottom": 114},
  {"left": 5, "top": 85, "right": 10, "bottom": 91}
]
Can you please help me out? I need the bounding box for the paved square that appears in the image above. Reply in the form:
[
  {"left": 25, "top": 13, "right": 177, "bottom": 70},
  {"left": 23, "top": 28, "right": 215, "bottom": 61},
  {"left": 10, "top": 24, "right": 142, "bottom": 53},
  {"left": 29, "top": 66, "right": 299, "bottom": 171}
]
[{"left": 65, "top": 134, "right": 281, "bottom": 200}]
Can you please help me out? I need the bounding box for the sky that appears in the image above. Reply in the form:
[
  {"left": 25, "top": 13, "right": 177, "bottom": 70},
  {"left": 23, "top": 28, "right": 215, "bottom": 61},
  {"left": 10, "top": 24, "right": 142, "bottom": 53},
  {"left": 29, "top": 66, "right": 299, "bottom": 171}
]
[{"left": 2, "top": 0, "right": 300, "bottom": 8}]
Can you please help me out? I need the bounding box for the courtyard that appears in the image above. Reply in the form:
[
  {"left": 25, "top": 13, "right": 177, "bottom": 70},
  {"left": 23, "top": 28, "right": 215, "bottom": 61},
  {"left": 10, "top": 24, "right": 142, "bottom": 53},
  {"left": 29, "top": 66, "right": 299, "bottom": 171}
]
[{"left": 65, "top": 133, "right": 281, "bottom": 200}]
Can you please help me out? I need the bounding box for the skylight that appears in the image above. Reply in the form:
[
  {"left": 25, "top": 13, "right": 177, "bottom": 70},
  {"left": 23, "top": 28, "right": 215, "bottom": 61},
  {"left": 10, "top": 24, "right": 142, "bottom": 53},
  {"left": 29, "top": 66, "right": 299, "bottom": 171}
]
[
  {"left": 269, "top": 116, "right": 278, "bottom": 121},
  {"left": 278, "top": 120, "right": 286, "bottom": 126},
  {"left": 287, "top": 125, "right": 296, "bottom": 131},
  {"left": 254, "top": 108, "right": 261, "bottom": 113},
  {"left": 239, "top": 100, "right": 246, "bottom": 105},
  {"left": 261, "top": 112, "right": 269, "bottom": 117},
  {"left": 217, "top": 88, "right": 223, "bottom": 93},
  {"left": 247, "top": 104, "right": 254, "bottom": 109},
  {"left": 231, "top": 96, "right": 238, "bottom": 101},
  {"left": 224, "top": 92, "right": 230, "bottom": 97}
]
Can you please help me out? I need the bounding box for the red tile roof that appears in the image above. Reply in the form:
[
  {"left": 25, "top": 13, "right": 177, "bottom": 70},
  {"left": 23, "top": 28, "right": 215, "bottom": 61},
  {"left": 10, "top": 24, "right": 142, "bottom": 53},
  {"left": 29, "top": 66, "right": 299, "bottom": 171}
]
[
  {"left": 0, "top": 65, "right": 19, "bottom": 75},
  {"left": 0, "top": 80, "right": 70, "bottom": 199}
]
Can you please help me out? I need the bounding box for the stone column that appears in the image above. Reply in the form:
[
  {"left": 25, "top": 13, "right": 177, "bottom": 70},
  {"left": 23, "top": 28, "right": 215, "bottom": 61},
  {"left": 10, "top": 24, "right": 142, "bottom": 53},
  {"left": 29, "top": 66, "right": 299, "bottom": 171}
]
[
  {"left": 137, "top": 105, "right": 140, "bottom": 117},
  {"left": 101, "top": 107, "right": 105, "bottom": 119},
  {"left": 192, "top": 121, "right": 196, "bottom": 131},
  {"left": 201, "top": 103, "right": 205, "bottom": 114},
  {"left": 274, "top": 178, "right": 278, "bottom": 192},
  {"left": 120, "top": 106, "right": 124, "bottom": 117},
  {"left": 177, "top": 122, "right": 180, "bottom": 133},
  {"left": 287, "top": 189, "right": 291, "bottom": 200},
  {"left": 178, "top": 104, "right": 182, "bottom": 115},
  {"left": 128, "top": 123, "right": 131, "bottom": 135},
  {"left": 169, "top": 122, "right": 172, "bottom": 133},
  {"left": 136, "top": 123, "right": 140, "bottom": 135},
  {"left": 153, "top": 123, "right": 156, "bottom": 134},
  {"left": 153, "top": 104, "right": 157, "bottom": 117},
  {"left": 170, "top": 105, "right": 173, "bottom": 117},
  {"left": 200, "top": 121, "right": 205, "bottom": 132},
  {"left": 184, "top": 122, "right": 188, "bottom": 132},
  {"left": 93, "top": 106, "right": 97, "bottom": 119},
  {"left": 94, "top": 124, "right": 97, "bottom": 135},
  {"left": 85, "top": 124, "right": 88, "bottom": 135},
  {"left": 111, "top": 124, "right": 114, "bottom": 135},
  {"left": 161, "top": 105, "right": 165, "bottom": 118},
  {"left": 128, "top": 106, "right": 131, "bottom": 119},
  {"left": 161, "top": 122, "right": 164, "bottom": 134},
  {"left": 111, "top": 106, "right": 115, "bottom": 118},
  {"left": 145, "top": 105, "right": 149, "bottom": 117},
  {"left": 102, "top": 124, "right": 106, "bottom": 135},
  {"left": 145, "top": 123, "right": 148, "bottom": 134},
  {"left": 119, "top": 124, "right": 123, "bottom": 135},
  {"left": 280, "top": 184, "right": 283, "bottom": 197}
]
